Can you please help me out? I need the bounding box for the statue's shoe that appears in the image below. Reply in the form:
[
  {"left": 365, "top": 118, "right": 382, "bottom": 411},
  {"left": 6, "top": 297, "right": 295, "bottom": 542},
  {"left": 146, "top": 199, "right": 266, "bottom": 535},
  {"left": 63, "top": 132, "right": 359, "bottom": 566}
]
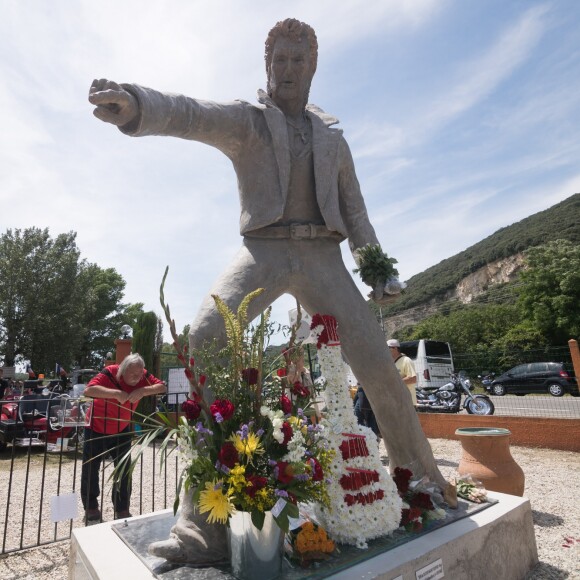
[{"left": 148, "top": 536, "right": 229, "bottom": 566}]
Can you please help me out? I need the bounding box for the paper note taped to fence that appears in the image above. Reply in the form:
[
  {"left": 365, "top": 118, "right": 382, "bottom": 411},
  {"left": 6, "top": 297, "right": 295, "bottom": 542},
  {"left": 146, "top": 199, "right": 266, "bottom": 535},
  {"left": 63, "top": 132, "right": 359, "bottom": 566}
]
[
  {"left": 416, "top": 558, "right": 444, "bottom": 580},
  {"left": 51, "top": 492, "right": 79, "bottom": 522}
]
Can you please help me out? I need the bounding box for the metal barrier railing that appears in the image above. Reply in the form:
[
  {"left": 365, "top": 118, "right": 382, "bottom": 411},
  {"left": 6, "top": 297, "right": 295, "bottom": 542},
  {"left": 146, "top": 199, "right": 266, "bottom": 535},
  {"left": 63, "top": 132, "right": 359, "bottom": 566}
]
[{"left": 0, "top": 394, "right": 185, "bottom": 555}]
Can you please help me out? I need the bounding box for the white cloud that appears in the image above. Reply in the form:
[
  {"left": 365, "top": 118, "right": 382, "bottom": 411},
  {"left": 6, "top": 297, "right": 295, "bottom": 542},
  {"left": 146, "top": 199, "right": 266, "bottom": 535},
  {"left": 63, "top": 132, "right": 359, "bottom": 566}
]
[{"left": 1, "top": 0, "right": 578, "bottom": 347}]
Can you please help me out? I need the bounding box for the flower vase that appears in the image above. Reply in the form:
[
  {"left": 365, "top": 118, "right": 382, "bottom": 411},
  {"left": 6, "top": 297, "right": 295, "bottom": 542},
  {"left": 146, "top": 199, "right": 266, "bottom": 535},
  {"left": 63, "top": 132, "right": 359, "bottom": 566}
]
[
  {"left": 455, "top": 427, "right": 525, "bottom": 496},
  {"left": 228, "top": 511, "right": 284, "bottom": 580}
]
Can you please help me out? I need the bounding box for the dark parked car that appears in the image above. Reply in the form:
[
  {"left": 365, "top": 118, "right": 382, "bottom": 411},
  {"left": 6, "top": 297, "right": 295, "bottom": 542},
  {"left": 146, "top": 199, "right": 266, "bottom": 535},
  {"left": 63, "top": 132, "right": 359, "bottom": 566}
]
[{"left": 488, "top": 362, "right": 578, "bottom": 397}]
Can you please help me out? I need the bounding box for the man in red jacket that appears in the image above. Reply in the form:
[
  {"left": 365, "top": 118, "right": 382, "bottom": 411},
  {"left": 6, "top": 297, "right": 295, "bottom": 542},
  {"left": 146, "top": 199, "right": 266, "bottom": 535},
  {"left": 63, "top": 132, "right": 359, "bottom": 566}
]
[{"left": 81, "top": 353, "right": 166, "bottom": 523}]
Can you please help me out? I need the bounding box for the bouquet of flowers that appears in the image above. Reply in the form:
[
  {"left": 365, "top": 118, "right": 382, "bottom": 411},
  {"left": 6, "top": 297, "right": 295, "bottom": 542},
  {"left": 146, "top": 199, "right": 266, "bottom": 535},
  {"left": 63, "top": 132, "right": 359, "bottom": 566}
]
[
  {"left": 141, "top": 272, "right": 333, "bottom": 533},
  {"left": 455, "top": 475, "right": 487, "bottom": 503},
  {"left": 393, "top": 467, "right": 446, "bottom": 533},
  {"left": 286, "top": 520, "right": 336, "bottom": 567}
]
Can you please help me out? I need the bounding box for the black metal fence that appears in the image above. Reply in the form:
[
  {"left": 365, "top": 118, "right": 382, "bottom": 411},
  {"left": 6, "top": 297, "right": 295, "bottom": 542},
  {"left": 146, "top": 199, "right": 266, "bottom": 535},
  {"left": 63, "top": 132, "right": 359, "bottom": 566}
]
[{"left": 0, "top": 394, "right": 184, "bottom": 555}]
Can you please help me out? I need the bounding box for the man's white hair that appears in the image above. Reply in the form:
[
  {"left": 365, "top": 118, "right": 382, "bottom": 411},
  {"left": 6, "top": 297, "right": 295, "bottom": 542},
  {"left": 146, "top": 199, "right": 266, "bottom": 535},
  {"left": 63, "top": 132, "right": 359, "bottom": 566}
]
[{"left": 116, "top": 353, "right": 145, "bottom": 381}]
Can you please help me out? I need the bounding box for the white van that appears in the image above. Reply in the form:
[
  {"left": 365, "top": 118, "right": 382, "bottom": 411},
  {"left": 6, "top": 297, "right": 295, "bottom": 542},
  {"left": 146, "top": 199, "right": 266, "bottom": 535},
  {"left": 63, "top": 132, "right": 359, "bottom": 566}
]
[{"left": 398, "top": 340, "right": 454, "bottom": 390}]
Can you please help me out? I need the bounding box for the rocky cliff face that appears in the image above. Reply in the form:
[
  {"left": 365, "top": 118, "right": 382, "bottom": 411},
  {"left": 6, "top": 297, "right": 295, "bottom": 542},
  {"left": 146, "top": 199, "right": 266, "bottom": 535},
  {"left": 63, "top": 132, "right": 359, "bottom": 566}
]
[
  {"left": 382, "top": 253, "right": 525, "bottom": 337},
  {"left": 455, "top": 253, "right": 525, "bottom": 303}
]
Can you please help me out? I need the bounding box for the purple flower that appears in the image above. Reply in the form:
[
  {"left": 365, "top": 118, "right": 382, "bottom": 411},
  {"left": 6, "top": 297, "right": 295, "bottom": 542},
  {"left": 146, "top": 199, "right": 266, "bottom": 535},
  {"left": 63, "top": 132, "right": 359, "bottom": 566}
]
[
  {"left": 256, "top": 428, "right": 264, "bottom": 437},
  {"left": 214, "top": 412, "right": 224, "bottom": 424},
  {"left": 273, "top": 466, "right": 280, "bottom": 479},
  {"left": 295, "top": 473, "right": 310, "bottom": 482},
  {"left": 195, "top": 422, "right": 214, "bottom": 436},
  {"left": 275, "top": 489, "right": 289, "bottom": 498},
  {"left": 297, "top": 408, "right": 304, "bottom": 417},
  {"left": 215, "top": 461, "right": 230, "bottom": 475}
]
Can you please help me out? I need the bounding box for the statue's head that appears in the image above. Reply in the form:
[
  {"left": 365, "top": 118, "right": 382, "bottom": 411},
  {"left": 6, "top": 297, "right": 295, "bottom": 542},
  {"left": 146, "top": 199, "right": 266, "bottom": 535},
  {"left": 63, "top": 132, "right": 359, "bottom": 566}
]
[{"left": 265, "top": 18, "right": 318, "bottom": 109}]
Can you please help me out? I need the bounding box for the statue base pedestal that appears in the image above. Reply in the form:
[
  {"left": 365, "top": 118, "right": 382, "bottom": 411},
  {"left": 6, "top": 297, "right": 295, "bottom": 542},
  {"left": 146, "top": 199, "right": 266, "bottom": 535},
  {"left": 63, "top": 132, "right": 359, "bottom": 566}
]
[{"left": 69, "top": 492, "right": 537, "bottom": 580}]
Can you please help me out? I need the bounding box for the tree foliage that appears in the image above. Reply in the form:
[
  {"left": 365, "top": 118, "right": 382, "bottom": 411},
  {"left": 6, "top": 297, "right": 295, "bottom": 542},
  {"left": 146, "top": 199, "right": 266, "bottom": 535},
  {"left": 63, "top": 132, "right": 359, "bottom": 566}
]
[
  {"left": 517, "top": 240, "right": 580, "bottom": 343},
  {"left": 0, "top": 227, "right": 142, "bottom": 372},
  {"left": 132, "top": 311, "right": 163, "bottom": 375}
]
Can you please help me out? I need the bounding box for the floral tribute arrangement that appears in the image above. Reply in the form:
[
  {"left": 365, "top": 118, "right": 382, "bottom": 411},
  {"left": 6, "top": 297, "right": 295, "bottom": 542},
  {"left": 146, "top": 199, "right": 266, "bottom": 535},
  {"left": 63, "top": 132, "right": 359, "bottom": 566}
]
[
  {"left": 146, "top": 273, "right": 333, "bottom": 533},
  {"left": 393, "top": 467, "right": 446, "bottom": 532},
  {"left": 286, "top": 520, "right": 336, "bottom": 567},
  {"left": 310, "top": 314, "right": 402, "bottom": 549}
]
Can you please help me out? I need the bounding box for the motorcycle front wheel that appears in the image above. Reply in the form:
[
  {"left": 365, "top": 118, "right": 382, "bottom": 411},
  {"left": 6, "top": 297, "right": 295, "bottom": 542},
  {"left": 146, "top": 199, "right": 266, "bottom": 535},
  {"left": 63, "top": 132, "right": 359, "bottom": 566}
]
[{"left": 466, "top": 396, "right": 495, "bottom": 415}]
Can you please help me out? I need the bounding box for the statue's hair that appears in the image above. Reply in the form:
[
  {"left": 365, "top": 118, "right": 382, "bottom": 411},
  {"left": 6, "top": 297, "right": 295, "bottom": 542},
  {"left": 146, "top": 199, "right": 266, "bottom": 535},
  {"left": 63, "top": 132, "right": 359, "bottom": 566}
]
[
  {"left": 265, "top": 18, "right": 318, "bottom": 101},
  {"left": 117, "top": 353, "right": 145, "bottom": 381}
]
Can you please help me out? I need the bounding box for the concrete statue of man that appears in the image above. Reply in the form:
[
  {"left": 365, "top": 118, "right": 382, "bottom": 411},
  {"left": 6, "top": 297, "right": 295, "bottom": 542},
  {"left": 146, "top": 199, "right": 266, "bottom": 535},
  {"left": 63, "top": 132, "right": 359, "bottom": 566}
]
[{"left": 89, "top": 18, "right": 451, "bottom": 564}]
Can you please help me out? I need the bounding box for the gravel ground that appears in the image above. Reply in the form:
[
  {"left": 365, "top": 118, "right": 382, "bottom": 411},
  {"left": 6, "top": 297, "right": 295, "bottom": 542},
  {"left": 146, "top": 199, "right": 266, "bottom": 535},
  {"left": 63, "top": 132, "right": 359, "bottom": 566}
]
[{"left": 0, "top": 438, "right": 578, "bottom": 579}]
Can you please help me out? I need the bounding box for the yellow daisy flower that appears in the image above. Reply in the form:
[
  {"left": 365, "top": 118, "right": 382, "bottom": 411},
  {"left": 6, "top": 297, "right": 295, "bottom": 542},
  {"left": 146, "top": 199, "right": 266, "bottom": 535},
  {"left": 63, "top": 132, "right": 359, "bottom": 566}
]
[
  {"left": 198, "top": 480, "right": 234, "bottom": 524},
  {"left": 229, "top": 432, "right": 264, "bottom": 458},
  {"left": 228, "top": 464, "right": 247, "bottom": 492}
]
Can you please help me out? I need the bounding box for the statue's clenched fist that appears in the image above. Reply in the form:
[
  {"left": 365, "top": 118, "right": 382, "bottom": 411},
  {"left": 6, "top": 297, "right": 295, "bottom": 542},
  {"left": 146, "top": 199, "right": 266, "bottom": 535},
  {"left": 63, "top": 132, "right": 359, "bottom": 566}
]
[{"left": 89, "top": 78, "right": 138, "bottom": 127}]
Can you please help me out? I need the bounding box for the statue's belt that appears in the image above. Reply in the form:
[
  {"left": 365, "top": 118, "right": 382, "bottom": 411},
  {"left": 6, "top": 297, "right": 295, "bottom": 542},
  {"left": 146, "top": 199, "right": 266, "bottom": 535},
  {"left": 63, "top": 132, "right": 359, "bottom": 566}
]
[{"left": 244, "top": 224, "right": 342, "bottom": 240}]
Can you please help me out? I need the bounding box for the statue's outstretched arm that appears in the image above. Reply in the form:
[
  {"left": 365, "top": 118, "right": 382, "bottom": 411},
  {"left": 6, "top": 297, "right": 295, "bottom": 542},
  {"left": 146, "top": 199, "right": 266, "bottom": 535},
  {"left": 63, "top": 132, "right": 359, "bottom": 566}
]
[{"left": 89, "top": 78, "right": 139, "bottom": 127}]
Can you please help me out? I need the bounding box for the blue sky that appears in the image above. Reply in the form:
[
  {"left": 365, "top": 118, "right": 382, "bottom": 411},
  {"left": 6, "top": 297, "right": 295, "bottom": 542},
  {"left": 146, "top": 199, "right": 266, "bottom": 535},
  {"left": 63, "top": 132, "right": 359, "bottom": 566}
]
[{"left": 1, "top": 0, "right": 579, "bottom": 344}]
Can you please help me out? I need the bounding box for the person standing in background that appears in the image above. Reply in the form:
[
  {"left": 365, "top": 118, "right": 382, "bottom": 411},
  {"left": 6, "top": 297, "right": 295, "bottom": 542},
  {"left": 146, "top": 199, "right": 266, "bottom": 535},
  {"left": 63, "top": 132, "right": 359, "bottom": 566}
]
[
  {"left": 81, "top": 353, "right": 166, "bottom": 523},
  {"left": 388, "top": 339, "right": 417, "bottom": 405}
]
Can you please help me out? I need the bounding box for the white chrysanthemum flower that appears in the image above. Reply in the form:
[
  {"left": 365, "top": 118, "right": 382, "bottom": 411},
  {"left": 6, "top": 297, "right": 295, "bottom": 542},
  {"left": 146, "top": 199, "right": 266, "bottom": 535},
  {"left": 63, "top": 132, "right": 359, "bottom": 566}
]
[{"left": 282, "top": 429, "right": 306, "bottom": 463}]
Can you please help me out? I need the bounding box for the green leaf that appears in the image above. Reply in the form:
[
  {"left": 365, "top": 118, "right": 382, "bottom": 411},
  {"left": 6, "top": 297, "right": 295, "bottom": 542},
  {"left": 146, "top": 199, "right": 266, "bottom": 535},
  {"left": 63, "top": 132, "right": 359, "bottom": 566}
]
[{"left": 251, "top": 509, "right": 266, "bottom": 531}]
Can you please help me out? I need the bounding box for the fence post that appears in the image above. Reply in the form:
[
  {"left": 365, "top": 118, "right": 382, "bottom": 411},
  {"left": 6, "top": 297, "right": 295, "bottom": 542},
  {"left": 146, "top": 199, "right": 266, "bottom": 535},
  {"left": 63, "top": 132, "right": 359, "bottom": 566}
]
[{"left": 568, "top": 339, "right": 580, "bottom": 381}]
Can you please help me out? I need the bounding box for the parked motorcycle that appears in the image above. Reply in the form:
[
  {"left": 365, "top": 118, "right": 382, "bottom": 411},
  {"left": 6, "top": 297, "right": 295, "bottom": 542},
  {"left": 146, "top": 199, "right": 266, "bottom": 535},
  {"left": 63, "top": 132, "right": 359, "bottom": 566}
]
[
  {"left": 0, "top": 383, "right": 89, "bottom": 452},
  {"left": 477, "top": 372, "right": 495, "bottom": 389},
  {"left": 416, "top": 373, "right": 495, "bottom": 415}
]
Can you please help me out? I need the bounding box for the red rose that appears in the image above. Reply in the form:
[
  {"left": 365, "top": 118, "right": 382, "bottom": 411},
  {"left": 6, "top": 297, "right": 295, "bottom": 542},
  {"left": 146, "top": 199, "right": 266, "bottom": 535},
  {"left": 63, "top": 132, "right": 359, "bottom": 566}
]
[
  {"left": 409, "top": 491, "right": 434, "bottom": 511},
  {"left": 210, "top": 398, "right": 235, "bottom": 421},
  {"left": 281, "top": 421, "right": 293, "bottom": 445},
  {"left": 393, "top": 467, "right": 412, "bottom": 496},
  {"left": 309, "top": 457, "right": 323, "bottom": 481},
  {"left": 276, "top": 368, "right": 287, "bottom": 378},
  {"left": 241, "top": 367, "right": 259, "bottom": 385},
  {"left": 189, "top": 356, "right": 195, "bottom": 366},
  {"left": 218, "top": 442, "right": 239, "bottom": 468},
  {"left": 280, "top": 395, "right": 292, "bottom": 415},
  {"left": 245, "top": 475, "right": 268, "bottom": 498},
  {"left": 199, "top": 374, "right": 207, "bottom": 386},
  {"left": 184, "top": 368, "right": 193, "bottom": 380},
  {"left": 181, "top": 398, "right": 201, "bottom": 421},
  {"left": 276, "top": 461, "right": 294, "bottom": 484},
  {"left": 291, "top": 381, "right": 310, "bottom": 398}
]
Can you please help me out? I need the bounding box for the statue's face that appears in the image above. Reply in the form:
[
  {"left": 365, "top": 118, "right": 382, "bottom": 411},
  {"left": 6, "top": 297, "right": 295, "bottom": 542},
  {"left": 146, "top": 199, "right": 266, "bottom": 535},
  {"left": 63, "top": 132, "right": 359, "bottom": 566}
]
[{"left": 269, "top": 37, "right": 313, "bottom": 108}]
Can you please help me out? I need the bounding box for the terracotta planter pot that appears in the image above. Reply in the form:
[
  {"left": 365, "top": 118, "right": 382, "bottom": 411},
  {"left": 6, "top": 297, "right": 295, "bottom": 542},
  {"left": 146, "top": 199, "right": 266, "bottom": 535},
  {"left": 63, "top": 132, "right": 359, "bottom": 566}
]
[{"left": 455, "top": 427, "right": 525, "bottom": 496}]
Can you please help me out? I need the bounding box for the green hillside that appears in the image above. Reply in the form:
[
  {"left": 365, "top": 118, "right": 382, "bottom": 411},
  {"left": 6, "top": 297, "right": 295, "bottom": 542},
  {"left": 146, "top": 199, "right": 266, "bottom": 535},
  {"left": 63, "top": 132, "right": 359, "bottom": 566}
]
[{"left": 377, "top": 193, "right": 580, "bottom": 316}]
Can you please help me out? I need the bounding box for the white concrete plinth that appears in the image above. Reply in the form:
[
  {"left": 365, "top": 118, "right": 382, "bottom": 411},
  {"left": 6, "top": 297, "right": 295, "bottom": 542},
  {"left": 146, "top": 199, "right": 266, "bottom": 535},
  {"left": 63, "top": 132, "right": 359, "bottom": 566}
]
[{"left": 69, "top": 492, "right": 538, "bottom": 580}]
